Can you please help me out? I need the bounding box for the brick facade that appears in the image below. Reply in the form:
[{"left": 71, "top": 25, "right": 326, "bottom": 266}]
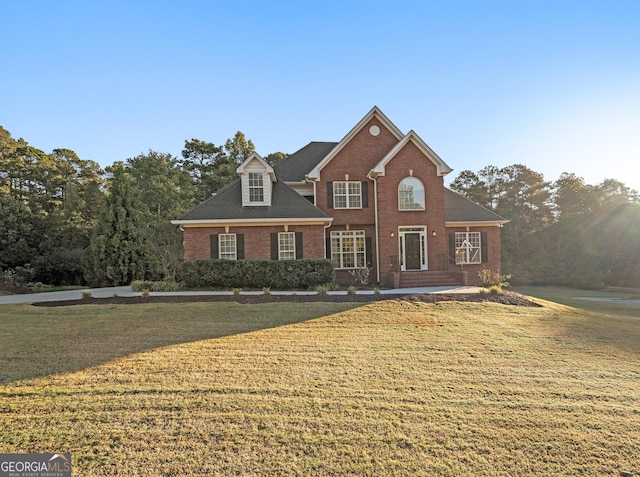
[
  {"left": 183, "top": 224, "right": 326, "bottom": 261},
  {"left": 176, "top": 107, "right": 506, "bottom": 288}
]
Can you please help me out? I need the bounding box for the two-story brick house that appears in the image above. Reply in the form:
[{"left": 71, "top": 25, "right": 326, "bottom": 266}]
[{"left": 172, "top": 107, "right": 508, "bottom": 287}]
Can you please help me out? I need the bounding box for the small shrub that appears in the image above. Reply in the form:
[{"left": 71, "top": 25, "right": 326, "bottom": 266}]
[
  {"left": 131, "top": 280, "right": 184, "bottom": 292},
  {"left": 348, "top": 267, "right": 372, "bottom": 286},
  {"left": 1, "top": 265, "right": 36, "bottom": 286},
  {"left": 233, "top": 288, "right": 241, "bottom": 296},
  {"left": 374, "top": 287, "right": 381, "bottom": 296},
  {"left": 27, "top": 282, "right": 52, "bottom": 293},
  {"left": 81, "top": 291, "right": 92, "bottom": 299},
  {"left": 347, "top": 286, "right": 357, "bottom": 295},
  {"left": 262, "top": 287, "right": 271, "bottom": 296},
  {"left": 478, "top": 268, "right": 510, "bottom": 289},
  {"left": 315, "top": 285, "right": 329, "bottom": 296},
  {"left": 131, "top": 280, "right": 154, "bottom": 292},
  {"left": 489, "top": 285, "right": 503, "bottom": 295},
  {"left": 141, "top": 289, "right": 150, "bottom": 298}
]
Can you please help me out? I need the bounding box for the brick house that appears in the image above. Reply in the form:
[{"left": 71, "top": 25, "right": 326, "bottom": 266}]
[{"left": 172, "top": 107, "right": 508, "bottom": 287}]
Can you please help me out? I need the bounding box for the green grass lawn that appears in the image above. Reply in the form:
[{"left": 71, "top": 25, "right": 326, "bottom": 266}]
[{"left": 1, "top": 294, "right": 639, "bottom": 475}]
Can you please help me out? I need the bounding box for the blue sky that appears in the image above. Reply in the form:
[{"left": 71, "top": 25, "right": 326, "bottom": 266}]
[{"left": 3, "top": 1, "right": 640, "bottom": 192}]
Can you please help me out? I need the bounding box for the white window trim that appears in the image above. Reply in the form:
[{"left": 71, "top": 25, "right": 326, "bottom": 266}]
[
  {"left": 398, "top": 226, "right": 428, "bottom": 271},
  {"left": 278, "top": 232, "right": 296, "bottom": 260},
  {"left": 248, "top": 172, "right": 265, "bottom": 204},
  {"left": 330, "top": 230, "right": 366, "bottom": 269},
  {"left": 219, "top": 233, "right": 237, "bottom": 260},
  {"left": 398, "top": 177, "right": 425, "bottom": 211},
  {"left": 333, "top": 181, "right": 362, "bottom": 209},
  {"left": 455, "top": 231, "right": 481, "bottom": 264}
]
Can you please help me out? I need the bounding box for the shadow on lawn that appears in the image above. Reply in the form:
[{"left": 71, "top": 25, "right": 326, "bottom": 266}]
[
  {"left": 1, "top": 292, "right": 541, "bottom": 384},
  {"left": 0, "top": 301, "right": 363, "bottom": 384}
]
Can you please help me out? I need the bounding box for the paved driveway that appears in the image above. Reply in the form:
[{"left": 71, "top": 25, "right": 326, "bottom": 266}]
[
  {"left": 0, "top": 287, "right": 138, "bottom": 305},
  {"left": 0, "top": 286, "right": 479, "bottom": 305}
]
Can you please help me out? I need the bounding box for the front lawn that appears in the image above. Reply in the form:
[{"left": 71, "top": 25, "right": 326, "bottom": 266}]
[{"left": 1, "top": 298, "right": 639, "bottom": 475}]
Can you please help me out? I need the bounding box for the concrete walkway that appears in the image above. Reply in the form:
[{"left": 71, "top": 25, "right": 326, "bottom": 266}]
[{"left": 0, "top": 286, "right": 481, "bottom": 305}]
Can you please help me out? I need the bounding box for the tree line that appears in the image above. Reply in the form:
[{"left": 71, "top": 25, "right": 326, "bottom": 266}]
[
  {"left": 1, "top": 124, "right": 639, "bottom": 288},
  {"left": 450, "top": 164, "right": 640, "bottom": 288},
  {"left": 0, "top": 125, "right": 286, "bottom": 287}
]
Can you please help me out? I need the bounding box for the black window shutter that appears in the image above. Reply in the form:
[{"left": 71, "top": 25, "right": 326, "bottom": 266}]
[
  {"left": 365, "top": 236, "right": 372, "bottom": 267},
  {"left": 270, "top": 233, "right": 278, "bottom": 260},
  {"left": 236, "top": 234, "right": 245, "bottom": 260},
  {"left": 449, "top": 233, "right": 455, "bottom": 260},
  {"left": 481, "top": 232, "right": 488, "bottom": 263},
  {"left": 361, "top": 182, "right": 368, "bottom": 208},
  {"left": 325, "top": 237, "right": 331, "bottom": 259},
  {"left": 295, "top": 232, "right": 303, "bottom": 259},
  {"left": 210, "top": 234, "right": 219, "bottom": 259},
  {"left": 327, "top": 182, "right": 333, "bottom": 209}
]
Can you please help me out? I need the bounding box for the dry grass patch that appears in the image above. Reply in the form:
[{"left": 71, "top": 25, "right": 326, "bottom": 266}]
[{"left": 1, "top": 299, "right": 639, "bottom": 475}]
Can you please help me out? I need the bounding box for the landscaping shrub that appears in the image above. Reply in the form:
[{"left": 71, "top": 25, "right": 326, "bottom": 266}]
[
  {"left": 131, "top": 280, "right": 184, "bottom": 292},
  {"left": 176, "top": 259, "right": 335, "bottom": 289},
  {"left": 478, "top": 268, "right": 510, "bottom": 289},
  {"left": 348, "top": 267, "right": 372, "bottom": 286}
]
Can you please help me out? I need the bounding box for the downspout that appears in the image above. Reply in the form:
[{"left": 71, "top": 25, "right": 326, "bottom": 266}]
[
  {"left": 323, "top": 221, "right": 331, "bottom": 260},
  {"left": 368, "top": 171, "right": 381, "bottom": 284}
]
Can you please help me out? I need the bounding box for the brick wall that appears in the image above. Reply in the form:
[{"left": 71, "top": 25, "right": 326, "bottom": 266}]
[
  {"left": 375, "top": 140, "right": 448, "bottom": 286},
  {"left": 183, "top": 224, "right": 326, "bottom": 260},
  {"left": 445, "top": 226, "right": 503, "bottom": 286}
]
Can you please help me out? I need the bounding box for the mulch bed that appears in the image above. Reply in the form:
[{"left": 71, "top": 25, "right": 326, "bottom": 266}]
[{"left": 32, "top": 290, "right": 541, "bottom": 307}]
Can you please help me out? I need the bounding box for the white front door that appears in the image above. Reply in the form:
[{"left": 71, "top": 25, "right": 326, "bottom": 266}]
[{"left": 399, "top": 227, "right": 427, "bottom": 271}]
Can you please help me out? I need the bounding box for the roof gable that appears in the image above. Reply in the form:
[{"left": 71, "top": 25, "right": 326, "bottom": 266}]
[
  {"left": 369, "top": 130, "right": 452, "bottom": 178},
  {"left": 306, "top": 106, "right": 404, "bottom": 181},
  {"left": 236, "top": 152, "right": 275, "bottom": 181}
]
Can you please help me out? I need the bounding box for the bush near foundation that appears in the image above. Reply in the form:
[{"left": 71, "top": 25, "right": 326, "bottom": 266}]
[{"left": 176, "top": 259, "right": 335, "bottom": 289}]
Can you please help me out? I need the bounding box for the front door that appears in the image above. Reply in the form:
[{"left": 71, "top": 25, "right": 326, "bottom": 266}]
[
  {"left": 399, "top": 227, "right": 427, "bottom": 271},
  {"left": 405, "top": 233, "right": 422, "bottom": 270}
]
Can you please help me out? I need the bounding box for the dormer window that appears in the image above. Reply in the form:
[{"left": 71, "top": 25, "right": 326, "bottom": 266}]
[
  {"left": 249, "top": 172, "right": 264, "bottom": 203},
  {"left": 236, "top": 152, "right": 275, "bottom": 207}
]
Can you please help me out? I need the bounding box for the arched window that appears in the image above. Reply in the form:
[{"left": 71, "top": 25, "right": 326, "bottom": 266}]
[{"left": 398, "top": 177, "right": 425, "bottom": 210}]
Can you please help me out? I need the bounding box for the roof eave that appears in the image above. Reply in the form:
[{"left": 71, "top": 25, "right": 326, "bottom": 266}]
[
  {"left": 445, "top": 220, "right": 510, "bottom": 228},
  {"left": 172, "top": 217, "right": 333, "bottom": 227}
]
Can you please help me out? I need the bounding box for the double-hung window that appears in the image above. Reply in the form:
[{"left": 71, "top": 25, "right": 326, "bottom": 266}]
[
  {"left": 454, "top": 232, "right": 481, "bottom": 264},
  {"left": 248, "top": 172, "right": 264, "bottom": 203},
  {"left": 331, "top": 230, "right": 366, "bottom": 269},
  {"left": 278, "top": 232, "right": 296, "bottom": 260},
  {"left": 219, "top": 233, "right": 238, "bottom": 260},
  {"left": 333, "top": 181, "right": 362, "bottom": 209}
]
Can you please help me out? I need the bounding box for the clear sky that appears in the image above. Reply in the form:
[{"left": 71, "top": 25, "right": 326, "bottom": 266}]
[{"left": 3, "top": 0, "right": 639, "bottom": 192}]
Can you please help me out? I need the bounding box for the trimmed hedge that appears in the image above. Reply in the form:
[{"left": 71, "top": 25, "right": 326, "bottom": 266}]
[{"left": 176, "top": 259, "right": 335, "bottom": 289}]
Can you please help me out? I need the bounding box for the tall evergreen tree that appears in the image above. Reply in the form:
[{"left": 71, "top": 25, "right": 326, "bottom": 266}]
[{"left": 85, "top": 164, "right": 154, "bottom": 286}]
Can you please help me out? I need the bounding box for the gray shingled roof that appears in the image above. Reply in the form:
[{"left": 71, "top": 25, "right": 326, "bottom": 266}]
[
  {"left": 176, "top": 179, "right": 330, "bottom": 221},
  {"left": 274, "top": 142, "right": 338, "bottom": 182},
  {"left": 444, "top": 188, "right": 508, "bottom": 223}
]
